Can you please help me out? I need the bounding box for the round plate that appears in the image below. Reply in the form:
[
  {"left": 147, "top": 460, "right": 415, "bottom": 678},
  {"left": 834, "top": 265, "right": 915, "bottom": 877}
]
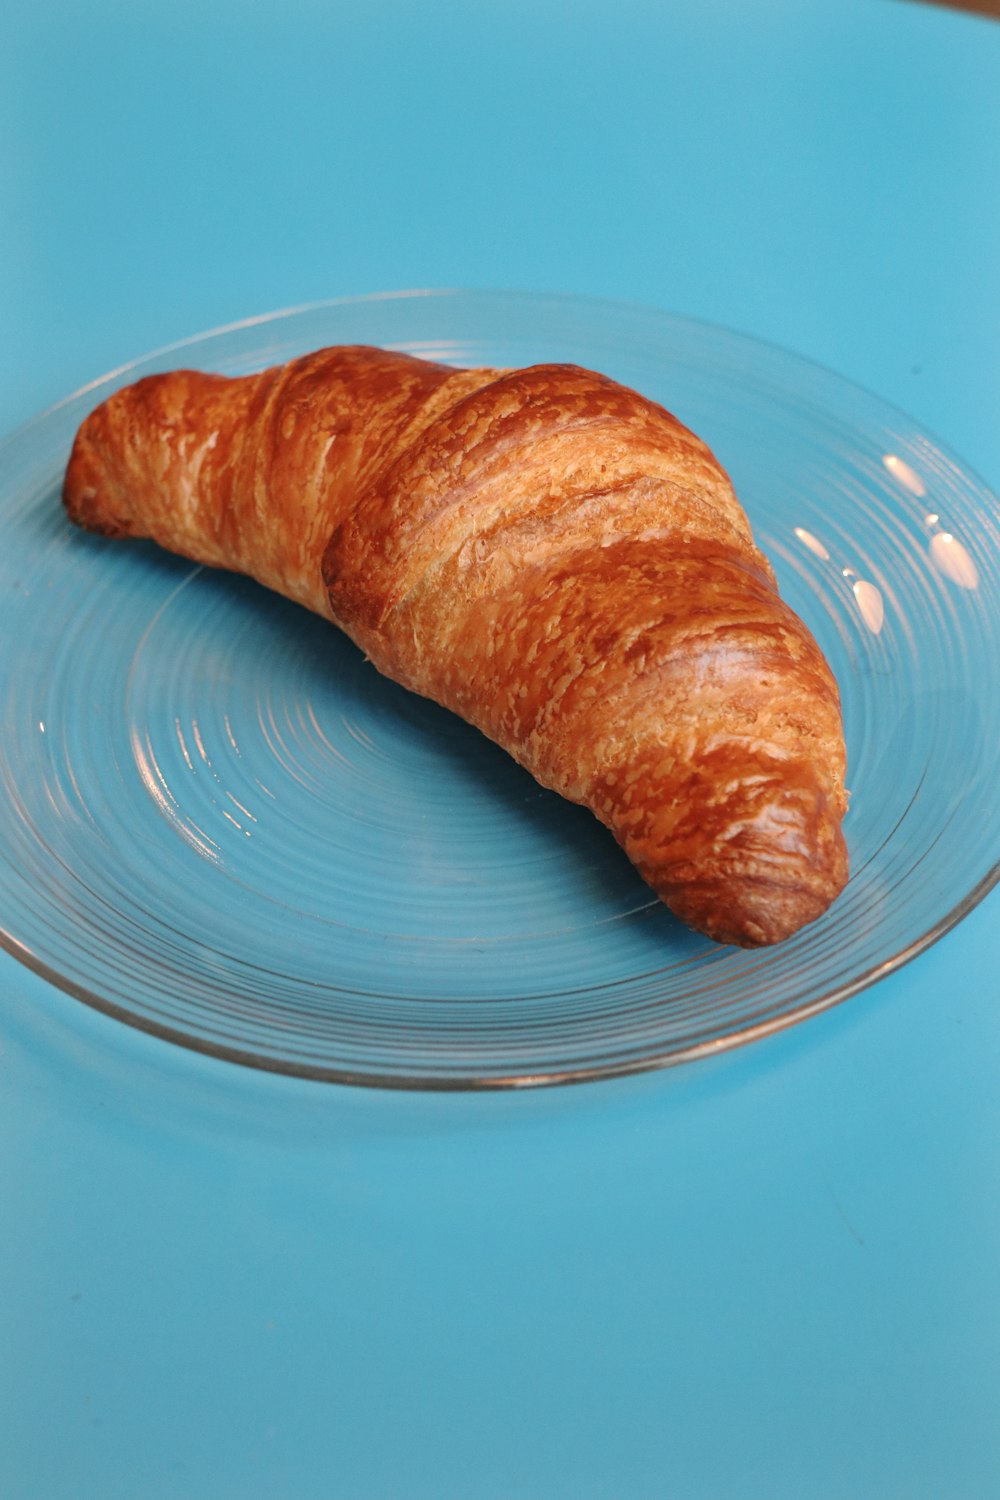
[{"left": 1, "top": 290, "right": 998, "bottom": 1087}]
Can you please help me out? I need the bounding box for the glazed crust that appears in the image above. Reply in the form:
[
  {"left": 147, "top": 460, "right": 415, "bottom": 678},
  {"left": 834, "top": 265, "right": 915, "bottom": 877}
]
[{"left": 63, "top": 344, "right": 848, "bottom": 945}]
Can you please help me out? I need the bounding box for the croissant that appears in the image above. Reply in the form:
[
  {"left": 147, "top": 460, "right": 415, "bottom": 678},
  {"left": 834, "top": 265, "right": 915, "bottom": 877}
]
[{"left": 63, "top": 344, "right": 848, "bottom": 946}]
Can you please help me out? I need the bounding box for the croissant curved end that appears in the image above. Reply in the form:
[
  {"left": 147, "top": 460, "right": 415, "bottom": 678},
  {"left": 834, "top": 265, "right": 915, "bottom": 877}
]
[
  {"left": 662, "top": 842, "right": 849, "bottom": 947},
  {"left": 63, "top": 414, "right": 130, "bottom": 537},
  {"left": 640, "top": 790, "right": 849, "bottom": 947}
]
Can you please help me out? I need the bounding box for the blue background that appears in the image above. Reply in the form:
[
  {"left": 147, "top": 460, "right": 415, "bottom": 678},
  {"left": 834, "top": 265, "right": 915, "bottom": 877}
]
[{"left": 2, "top": 2, "right": 999, "bottom": 1495}]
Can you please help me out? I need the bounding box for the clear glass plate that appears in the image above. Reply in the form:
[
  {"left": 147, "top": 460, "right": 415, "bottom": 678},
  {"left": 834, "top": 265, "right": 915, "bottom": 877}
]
[{"left": 1, "top": 289, "right": 998, "bottom": 1087}]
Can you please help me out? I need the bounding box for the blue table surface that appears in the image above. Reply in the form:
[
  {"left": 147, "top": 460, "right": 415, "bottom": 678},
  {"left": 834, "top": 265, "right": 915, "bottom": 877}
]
[{"left": 2, "top": 2, "right": 999, "bottom": 1495}]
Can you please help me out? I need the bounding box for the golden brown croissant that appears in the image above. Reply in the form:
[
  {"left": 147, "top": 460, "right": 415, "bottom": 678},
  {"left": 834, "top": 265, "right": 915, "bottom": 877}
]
[{"left": 63, "top": 345, "right": 848, "bottom": 946}]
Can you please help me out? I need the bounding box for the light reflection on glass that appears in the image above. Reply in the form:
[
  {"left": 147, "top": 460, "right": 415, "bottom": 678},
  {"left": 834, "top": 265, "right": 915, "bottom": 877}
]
[
  {"left": 930, "top": 531, "right": 979, "bottom": 590},
  {"left": 842, "top": 566, "right": 885, "bottom": 635},
  {"left": 191, "top": 718, "right": 210, "bottom": 766},
  {"left": 224, "top": 713, "right": 241, "bottom": 755},
  {"left": 175, "top": 718, "right": 195, "bottom": 772},
  {"left": 883, "top": 453, "right": 927, "bottom": 497},
  {"left": 794, "top": 528, "right": 887, "bottom": 637},
  {"left": 793, "top": 526, "right": 830, "bottom": 560},
  {"left": 852, "top": 579, "right": 885, "bottom": 634},
  {"left": 882, "top": 456, "right": 980, "bottom": 594}
]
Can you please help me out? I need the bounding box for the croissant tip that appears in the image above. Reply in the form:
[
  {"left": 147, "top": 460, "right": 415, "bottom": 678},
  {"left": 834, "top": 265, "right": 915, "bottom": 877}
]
[
  {"left": 663, "top": 846, "right": 849, "bottom": 948},
  {"left": 63, "top": 435, "right": 124, "bottom": 537}
]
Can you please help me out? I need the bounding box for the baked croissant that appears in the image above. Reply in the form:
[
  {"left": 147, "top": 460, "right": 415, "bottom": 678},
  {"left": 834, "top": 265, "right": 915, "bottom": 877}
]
[{"left": 63, "top": 344, "right": 848, "bottom": 946}]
